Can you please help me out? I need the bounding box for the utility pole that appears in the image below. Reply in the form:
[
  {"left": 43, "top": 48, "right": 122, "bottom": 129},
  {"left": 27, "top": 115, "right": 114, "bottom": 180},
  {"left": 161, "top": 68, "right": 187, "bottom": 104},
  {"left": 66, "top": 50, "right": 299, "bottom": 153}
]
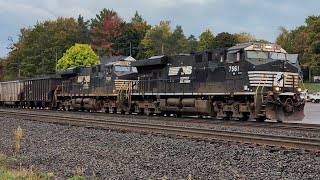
[
  {"left": 129, "top": 42, "right": 132, "bottom": 56},
  {"left": 55, "top": 49, "right": 58, "bottom": 73},
  {"left": 161, "top": 43, "right": 164, "bottom": 55},
  {"left": 309, "top": 68, "right": 312, "bottom": 82}
]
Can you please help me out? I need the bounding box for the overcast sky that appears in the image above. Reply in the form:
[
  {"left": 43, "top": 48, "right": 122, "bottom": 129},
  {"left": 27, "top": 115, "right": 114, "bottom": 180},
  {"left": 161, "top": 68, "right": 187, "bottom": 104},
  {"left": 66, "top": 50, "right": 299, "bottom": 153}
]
[{"left": 0, "top": 0, "right": 319, "bottom": 57}]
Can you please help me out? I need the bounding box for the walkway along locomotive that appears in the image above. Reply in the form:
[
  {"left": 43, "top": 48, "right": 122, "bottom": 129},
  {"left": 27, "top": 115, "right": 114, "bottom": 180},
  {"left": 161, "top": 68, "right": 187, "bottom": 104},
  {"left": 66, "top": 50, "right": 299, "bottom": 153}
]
[{"left": 0, "top": 43, "right": 305, "bottom": 122}]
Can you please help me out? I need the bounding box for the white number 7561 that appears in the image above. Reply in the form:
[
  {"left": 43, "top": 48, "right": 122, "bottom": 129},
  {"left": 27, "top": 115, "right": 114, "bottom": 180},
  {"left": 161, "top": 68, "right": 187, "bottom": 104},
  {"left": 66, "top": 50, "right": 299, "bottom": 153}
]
[{"left": 229, "top": 65, "right": 239, "bottom": 72}]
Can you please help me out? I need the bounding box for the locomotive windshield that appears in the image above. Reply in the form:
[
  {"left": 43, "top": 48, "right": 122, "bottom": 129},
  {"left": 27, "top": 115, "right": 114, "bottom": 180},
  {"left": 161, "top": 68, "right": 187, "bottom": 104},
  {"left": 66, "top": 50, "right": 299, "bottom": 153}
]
[
  {"left": 270, "top": 52, "right": 286, "bottom": 60},
  {"left": 246, "top": 51, "right": 268, "bottom": 59},
  {"left": 246, "top": 51, "right": 287, "bottom": 60},
  {"left": 115, "top": 66, "right": 130, "bottom": 72},
  {"left": 114, "top": 65, "right": 138, "bottom": 72}
]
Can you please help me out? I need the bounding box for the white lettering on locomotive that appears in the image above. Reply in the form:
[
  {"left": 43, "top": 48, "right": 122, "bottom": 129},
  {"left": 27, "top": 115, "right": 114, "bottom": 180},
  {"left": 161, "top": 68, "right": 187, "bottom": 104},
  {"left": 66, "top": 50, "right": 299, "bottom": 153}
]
[
  {"left": 229, "top": 65, "right": 240, "bottom": 72},
  {"left": 168, "top": 66, "right": 192, "bottom": 76},
  {"left": 180, "top": 76, "right": 191, "bottom": 83}
]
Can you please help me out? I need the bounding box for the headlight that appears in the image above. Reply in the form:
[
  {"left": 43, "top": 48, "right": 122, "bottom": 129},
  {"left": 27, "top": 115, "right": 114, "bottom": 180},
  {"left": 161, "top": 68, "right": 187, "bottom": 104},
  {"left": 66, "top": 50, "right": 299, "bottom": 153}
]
[
  {"left": 274, "top": 86, "right": 280, "bottom": 92},
  {"left": 296, "top": 87, "right": 302, "bottom": 92}
]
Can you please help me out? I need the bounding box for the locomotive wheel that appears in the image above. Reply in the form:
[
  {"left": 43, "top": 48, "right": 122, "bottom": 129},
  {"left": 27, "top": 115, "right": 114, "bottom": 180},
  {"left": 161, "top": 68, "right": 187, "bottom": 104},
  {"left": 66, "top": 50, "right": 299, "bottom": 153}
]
[
  {"left": 240, "top": 116, "right": 249, "bottom": 121},
  {"left": 223, "top": 116, "right": 230, "bottom": 120},
  {"left": 255, "top": 117, "right": 265, "bottom": 122},
  {"left": 100, "top": 107, "right": 107, "bottom": 113}
]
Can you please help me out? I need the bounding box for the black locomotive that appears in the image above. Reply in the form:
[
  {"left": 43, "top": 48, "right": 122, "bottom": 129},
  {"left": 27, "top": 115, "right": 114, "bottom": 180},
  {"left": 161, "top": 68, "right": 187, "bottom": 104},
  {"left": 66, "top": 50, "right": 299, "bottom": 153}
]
[{"left": 0, "top": 43, "right": 305, "bottom": 122}]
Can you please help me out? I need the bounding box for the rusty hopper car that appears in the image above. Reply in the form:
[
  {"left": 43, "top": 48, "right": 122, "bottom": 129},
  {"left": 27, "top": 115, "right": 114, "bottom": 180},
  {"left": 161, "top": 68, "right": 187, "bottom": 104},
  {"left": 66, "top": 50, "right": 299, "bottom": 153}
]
[
  {"left": 0, "top": 80, "right": 23, "bottom": 106},
  {"left": 0, "top": 75, "right": 61, "bottom": 108},
  {"left": 130, "top": 43, "right": 305, "bottom": 122},
  {"left": 21, "top": 74, "right": 62, "bottom": 108}
]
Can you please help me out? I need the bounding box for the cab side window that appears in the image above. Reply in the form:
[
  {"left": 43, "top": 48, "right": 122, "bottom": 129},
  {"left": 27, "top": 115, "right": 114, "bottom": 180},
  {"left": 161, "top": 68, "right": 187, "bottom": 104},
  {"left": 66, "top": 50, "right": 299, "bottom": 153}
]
[{"left": 227, "top": 50, "right": 241, "bottom": 63}]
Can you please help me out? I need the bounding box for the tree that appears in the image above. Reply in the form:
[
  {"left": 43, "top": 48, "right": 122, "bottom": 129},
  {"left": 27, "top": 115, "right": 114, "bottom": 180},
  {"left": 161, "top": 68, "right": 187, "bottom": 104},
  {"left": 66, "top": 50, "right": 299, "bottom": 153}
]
[
  {"left": 304, "top": 16, "right": 320, "bottom": 76},
  {"left": 168, "top": 25, "right": 188, "bottom": 54},
  {"left": 213, "top": 32, "right": 238, "bottom": 49},
  {"left": 186, "top": 35, "right": 198, "bottom": 53},
  {"left": 56, "top": 44, "right": 99, "bottom": 70},
  {"left": 276, "top": 26, "right": 291, "bottom": 50},
  {"left": 197, "top": 29, "right": 214, "bottom": 51},
  {"left": 131, "top": 11, "right": 143, "bottom": 24},
  {"left": 77, "top": 15, "right": 91, "bottom": 44},
  {"left": 235, "top": 32, "right": 256, "bottom": 43},
  {"left": 114, "top": 11, "right": 151, "bottom": 59},
  {"left": 4, "top": 17, "right": 82, "bottom": 79},
  {"left": 91, "top": 9, "right": 122, "bottom": 57},
  {"left": 0, "top": 58, "right": 4, "bottom": 80},
  {"left": 256, "top": 39, "right": 270, "bottom": 43},
  {"left": 275, "top": 15, "right": 320, "bottom": 80},
  {"left": 141, "top": 21, "right": 172, "bottom": 57}
]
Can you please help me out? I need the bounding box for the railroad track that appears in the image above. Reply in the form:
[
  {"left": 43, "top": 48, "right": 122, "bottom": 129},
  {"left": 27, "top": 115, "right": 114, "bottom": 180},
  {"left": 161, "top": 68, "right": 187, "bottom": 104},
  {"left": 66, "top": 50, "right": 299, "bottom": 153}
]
[
  {"left": 1, "top": 108, "right": 320, "bottom": 134},
  {"left": 1, "top": 110, "right": 320, "bottom": 152}
]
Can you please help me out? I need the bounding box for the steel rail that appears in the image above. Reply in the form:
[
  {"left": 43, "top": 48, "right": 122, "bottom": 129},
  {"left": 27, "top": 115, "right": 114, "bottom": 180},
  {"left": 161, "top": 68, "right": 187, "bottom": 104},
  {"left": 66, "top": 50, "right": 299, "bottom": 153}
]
[
  {"left": 1, "top": 108, "right": 320, "bottom": 133},
  {"left": 1, "top": 111, "right": 320, "bottom": 152}
]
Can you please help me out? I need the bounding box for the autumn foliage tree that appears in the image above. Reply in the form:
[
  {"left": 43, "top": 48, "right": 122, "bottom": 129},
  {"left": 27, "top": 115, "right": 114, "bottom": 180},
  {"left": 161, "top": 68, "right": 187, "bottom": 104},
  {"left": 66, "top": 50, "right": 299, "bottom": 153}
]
[
  {"left": 56, "top": 44, "right": 99, "bottom": 70},
  {"left": 141, "top": 21, "right": 189, "bottom": 57},
  {"left": 197, "top": 29, "right": 215, "bottom": 51},
  {"left": 213, "top": 32, "right": 238, "bottom": 49},
  {"left": 115, "top": 11, "right": 151, "bottom": 59},
  {"left": 235, "top": 32, "right": 256, "bottom": 43},
  {"left": 4, "top": 17, "right": 82, "bottom": 79},
  {"left": 276, "top": 15, "right": 320, "bottom": 79},
  {"left": 91, "top": 9, "right": 122, "bottom": 57}
]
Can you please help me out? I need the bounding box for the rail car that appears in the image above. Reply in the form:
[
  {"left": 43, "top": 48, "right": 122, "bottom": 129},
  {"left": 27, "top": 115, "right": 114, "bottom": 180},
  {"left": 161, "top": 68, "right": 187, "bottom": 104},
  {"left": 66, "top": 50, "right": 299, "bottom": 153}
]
[
  {"left": 129, "top": 43, "right": 305, "bottom": 122},
  {"left": 0, "top": 75, "right": 61, "bottom": 108},
  {"left": 0, "top": 42, "right": 305, "bottom": 122}
]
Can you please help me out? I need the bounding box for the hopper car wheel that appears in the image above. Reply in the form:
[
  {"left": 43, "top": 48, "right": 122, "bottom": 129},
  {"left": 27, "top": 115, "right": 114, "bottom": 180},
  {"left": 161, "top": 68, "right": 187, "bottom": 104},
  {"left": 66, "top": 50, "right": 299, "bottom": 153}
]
[
  {"left": 223, "top": 112, "right": 232, "bottom": 120},
  {"left": 121, "top": 110, "right": 125, "bottom": 114},
  {"left": 175, "top": 113, "right": 181, "bottom": 118}
]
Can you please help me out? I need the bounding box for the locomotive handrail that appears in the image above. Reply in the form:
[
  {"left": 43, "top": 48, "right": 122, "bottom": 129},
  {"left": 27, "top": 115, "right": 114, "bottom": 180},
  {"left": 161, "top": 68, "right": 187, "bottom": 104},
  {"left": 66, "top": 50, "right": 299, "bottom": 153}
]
[{"left": 260, "top": 74, "right": 269, "bottom": 103}]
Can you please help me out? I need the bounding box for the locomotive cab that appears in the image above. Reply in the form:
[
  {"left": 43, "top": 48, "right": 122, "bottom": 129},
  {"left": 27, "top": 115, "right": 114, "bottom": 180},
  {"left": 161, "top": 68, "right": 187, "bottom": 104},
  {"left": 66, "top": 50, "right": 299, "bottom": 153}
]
[
  {"left": 55, "top": 56, "right": 138, "bottom": 112},
  {"left": 224, "top": 43, "right": 305, "bottom": 121}
]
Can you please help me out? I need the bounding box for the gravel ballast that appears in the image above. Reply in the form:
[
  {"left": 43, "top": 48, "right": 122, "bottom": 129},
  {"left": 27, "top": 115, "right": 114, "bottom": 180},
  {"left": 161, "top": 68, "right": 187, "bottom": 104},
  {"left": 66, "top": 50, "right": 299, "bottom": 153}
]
[
  {"left": 2, "top": 108, "right": 320, "bottom": 140},
  {"left": 0, "top": 117, "right": 320, "bottom": 179}
]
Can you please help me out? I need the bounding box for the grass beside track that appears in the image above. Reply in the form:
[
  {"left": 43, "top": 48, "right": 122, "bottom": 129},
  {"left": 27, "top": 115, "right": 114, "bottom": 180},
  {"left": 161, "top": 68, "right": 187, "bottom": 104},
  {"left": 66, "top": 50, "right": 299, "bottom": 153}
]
[
  {"left": 0, "top": 154, "right": 85, "bottom": 180},
  {"left": 0, "top": 154, "right": 43, "bottom": 179},
  {"left": 302, "top": 82, "right": 320, "bottom": 92}
]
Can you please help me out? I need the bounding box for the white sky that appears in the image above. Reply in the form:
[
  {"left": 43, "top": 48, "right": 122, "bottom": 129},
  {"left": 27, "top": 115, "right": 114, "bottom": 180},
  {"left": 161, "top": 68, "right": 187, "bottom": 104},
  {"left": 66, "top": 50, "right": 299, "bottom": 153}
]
[{"left": 0, "top": 0, "right": 319, "bottom": 57}]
